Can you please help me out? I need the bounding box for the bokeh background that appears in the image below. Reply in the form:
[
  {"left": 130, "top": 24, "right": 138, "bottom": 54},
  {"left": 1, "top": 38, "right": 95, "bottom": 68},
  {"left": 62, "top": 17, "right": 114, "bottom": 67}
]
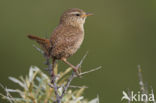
[{"left": 0, "top": 0, "right": 156, "bottom": 102}]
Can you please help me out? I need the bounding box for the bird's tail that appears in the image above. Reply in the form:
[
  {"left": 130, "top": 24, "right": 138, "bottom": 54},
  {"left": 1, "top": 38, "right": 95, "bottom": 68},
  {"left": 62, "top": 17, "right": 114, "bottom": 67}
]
[
  {"left": 28, "top": 35, "right": 49, "bottom": 44},
  {"left": 28, "top": 34, "right": 51, "bottom": 56}
]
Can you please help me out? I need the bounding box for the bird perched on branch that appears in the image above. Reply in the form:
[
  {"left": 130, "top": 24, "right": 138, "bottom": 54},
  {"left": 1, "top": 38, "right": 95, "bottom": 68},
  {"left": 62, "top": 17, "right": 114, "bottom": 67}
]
[{"left": 28, "top": 8, "right": 93, "bottom": 76}]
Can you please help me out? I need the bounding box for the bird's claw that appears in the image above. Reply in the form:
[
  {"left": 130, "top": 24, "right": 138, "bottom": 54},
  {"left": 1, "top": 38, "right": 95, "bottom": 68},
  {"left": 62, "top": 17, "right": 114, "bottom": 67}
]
[{"left": 73, "top": 65, "right": 82, "bottom": 77}]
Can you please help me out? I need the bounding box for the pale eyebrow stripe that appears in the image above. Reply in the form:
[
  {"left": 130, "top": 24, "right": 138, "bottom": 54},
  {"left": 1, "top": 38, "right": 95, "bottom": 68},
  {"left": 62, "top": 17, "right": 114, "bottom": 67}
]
[{"left": 69, "top": 12, "right": 80, "bottom": 14}]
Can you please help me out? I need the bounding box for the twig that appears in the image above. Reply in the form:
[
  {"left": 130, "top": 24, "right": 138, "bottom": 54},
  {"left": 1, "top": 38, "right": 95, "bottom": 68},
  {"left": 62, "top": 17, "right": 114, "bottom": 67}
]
[
  {"left": 69, "top": 85, "right": 88, "bottom": 89},
  {"left": 60, "top": 72, "right": 75, "bottom": 98},
  {"left": 33, "top": 44, "right": 44, "bottom": 55},
  {"left": 33, "top": 44, "right": 50, "bottom": 64},
  {"left": 48, "top": 84, "right": 87, "bottom": 89},
  {"left": 78, "top": 66, "right": 102, "bottom": 77},
  {"left": 0, "top": 84, "right": 14, "bottom": 103},
  {"left": 51, "top": 77, "right": 61, "bottom": 103},
  {"left": 76, "top": 51, "right": 88, "bottom": 68}
]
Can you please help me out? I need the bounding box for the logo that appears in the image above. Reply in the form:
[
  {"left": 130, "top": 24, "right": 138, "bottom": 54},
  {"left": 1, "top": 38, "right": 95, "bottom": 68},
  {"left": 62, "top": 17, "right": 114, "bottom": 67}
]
[{"left": 121, "top": 91, "right": 155, "bottom": 102}]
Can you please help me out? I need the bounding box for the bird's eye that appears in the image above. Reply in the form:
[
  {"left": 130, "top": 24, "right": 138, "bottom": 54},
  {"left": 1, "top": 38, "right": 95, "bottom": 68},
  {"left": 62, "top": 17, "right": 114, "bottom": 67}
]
[{"left": 76, "top": 14, "right": 80, "bottom": 16}]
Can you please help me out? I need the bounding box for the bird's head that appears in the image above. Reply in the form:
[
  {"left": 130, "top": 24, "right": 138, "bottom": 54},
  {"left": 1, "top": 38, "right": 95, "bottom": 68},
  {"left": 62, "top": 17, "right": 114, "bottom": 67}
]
[{"left": 60, "top": 8, "right": 93, "bottom": 28}]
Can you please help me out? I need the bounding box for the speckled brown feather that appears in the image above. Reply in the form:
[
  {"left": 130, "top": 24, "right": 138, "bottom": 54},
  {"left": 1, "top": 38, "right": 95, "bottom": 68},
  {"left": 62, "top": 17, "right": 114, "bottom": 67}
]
[{"left": 50, "top": 24, "right": 84, "bottom": 59}]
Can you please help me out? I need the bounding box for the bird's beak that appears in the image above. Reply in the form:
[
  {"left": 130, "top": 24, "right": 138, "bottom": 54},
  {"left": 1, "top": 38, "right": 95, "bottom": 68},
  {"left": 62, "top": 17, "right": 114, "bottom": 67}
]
[
  {"left": 86, "top": 13, "right": 94, "bottom": 16},
  {"left": 81, "top": 13, "right": 93, "bottom": 18}
]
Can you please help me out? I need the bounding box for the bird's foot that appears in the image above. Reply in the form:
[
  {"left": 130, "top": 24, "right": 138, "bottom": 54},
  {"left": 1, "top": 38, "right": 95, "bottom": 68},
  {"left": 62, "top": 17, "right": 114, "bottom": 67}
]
[{"left": 73, "top": 65, "right": 81, "bottom": 77}]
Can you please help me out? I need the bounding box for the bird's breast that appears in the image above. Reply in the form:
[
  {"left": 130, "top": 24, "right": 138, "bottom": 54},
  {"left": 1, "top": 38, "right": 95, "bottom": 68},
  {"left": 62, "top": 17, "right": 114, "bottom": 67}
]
[
  {"left": 50, "top": 24, "right": 85, "bottom": 59},
  {"left": 67, "top": 32, "right": 84, "bottom": 56},
  {"left": 74, "top": 32, "right": 84, "bottom": 49}
]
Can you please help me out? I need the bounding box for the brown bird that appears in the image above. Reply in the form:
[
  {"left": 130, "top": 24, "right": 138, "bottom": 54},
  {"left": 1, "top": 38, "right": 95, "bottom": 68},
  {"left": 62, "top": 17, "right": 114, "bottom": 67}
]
[{"left": 28, "top": 8, "right": 93, "bottom": 76}]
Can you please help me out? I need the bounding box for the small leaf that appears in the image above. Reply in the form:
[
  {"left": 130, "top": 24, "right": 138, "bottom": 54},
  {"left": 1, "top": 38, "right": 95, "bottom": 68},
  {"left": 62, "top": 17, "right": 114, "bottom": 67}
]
[
  {"left": 9, "top": 77, "right": 27, "bottom": 89},
  {"left": 58, "top": 87, "right": 63, "bottom": 95},
  {"left": 89, "top": 95, "right": 99, "bottom": 103}
]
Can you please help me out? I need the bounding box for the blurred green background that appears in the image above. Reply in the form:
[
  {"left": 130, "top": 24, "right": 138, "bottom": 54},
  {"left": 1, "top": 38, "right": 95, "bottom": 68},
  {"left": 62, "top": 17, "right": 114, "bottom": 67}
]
[{"left": 0, "top": 0, "right": 156, "bottom": 102}]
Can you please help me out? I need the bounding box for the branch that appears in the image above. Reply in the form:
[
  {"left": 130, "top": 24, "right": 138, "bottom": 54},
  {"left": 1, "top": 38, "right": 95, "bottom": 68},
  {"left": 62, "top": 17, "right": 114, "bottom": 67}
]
[
  {"left": 51, "top": 77, "right": 61, "bottom": 103},
  {"left": 32, "top": 45, "right": 102, "bottom": 103},
  {"left": 60, "top": 72, "right": 75, "bottom": 98},
  {"left": 33, "top": 44, "right": 44, "bottom": 55}
]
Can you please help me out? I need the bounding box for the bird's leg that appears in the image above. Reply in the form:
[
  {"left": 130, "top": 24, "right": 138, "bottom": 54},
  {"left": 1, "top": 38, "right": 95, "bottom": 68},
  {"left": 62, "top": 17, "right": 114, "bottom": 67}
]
[
  {"left": 61, "top": 58, "right": 80, "bottom": 76},
  {"left": 51, "top": 59, "right": 56, "bottom": 78}
]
